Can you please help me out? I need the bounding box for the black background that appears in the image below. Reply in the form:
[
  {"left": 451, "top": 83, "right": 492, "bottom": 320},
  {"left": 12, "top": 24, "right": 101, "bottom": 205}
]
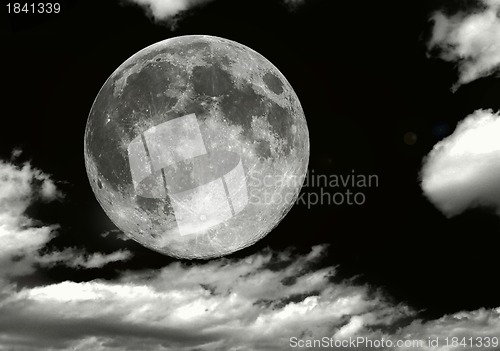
[{"left": 2, "top": 0, "right": 500, "bottom": 320}]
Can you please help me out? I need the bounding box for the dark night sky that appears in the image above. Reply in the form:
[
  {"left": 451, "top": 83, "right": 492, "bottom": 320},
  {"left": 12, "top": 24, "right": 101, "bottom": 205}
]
[{"left": 2, "top": 0, "right": 500, "bottom": 321}]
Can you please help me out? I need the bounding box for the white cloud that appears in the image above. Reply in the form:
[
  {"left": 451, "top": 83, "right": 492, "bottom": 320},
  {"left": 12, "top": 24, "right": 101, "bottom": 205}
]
[
  {"left": 428, "top": 0, "right": 500, "bottom": 89},
  {"left": 0, "top": 159, "right": 62, "bottom": 278},
  {"left": 420, "top": 109, "right": 500, "bottom": 217},
  {"left": 125, "top": 0, "right": 306, "bottom": 23},
  {"left": 0, "top": 155, "right": 131, "bottom": 278},
  {"left": 126, "top": 0, "right": 214, "bottom": 22},
  {"left": 0, "top": 245, "right": 499, "bottom": 351}
]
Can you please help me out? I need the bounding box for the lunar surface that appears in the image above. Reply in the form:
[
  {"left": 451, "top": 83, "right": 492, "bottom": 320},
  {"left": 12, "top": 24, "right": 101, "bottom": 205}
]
[{"left": 84, "top": 35, "right": 309, "bottom": 259}]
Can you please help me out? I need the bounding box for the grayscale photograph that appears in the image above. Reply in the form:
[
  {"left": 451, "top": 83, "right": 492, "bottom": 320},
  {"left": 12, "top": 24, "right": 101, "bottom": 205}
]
[{"left": 1, "top": 0, "right": 500, "bottom": 350}]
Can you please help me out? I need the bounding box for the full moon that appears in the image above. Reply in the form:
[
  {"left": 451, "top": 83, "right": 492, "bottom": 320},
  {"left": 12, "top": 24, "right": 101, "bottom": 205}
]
[{"left": 84, "top": 35, "right": 309, "bottom": 259}]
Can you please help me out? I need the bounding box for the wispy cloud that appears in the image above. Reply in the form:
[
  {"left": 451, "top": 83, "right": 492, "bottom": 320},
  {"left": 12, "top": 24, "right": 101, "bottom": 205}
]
[
  {"left": 420, "top": 109, "right": 500, "bottom": 217},
  {"left": 0, "top": 158, "right": 63, "bottom": 278},
  {"left": 101, "top": 229, "right": 131, "bottom": 241},
  {"left": 0, "top": 154, "right": 131, "bottom": 279},
  {"left": 37, "top": 249, "right": 133, "bottom": 269},
  {"left": 428, "top": 0, "right": 500, "bottom": 89}
]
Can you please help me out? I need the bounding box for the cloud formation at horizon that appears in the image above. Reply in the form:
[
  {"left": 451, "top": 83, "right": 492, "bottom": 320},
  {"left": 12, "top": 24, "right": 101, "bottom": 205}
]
[
  {"left": 421, "top": 109, "right": 500, "bottom": 217},
  {"left": 1, "top": 153, "right": 499, "bottom": 350},
  {"left": 428, "top": 0, "right": 500, "bottom": 89},
  {"left": 0, "top": 243, "right": 499, "bottom": 350}
]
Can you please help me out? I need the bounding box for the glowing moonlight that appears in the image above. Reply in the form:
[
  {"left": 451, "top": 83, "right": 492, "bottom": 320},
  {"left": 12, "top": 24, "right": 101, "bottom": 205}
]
[{"left": 84, "top": 35, "right": 309, "bottom": 259}]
